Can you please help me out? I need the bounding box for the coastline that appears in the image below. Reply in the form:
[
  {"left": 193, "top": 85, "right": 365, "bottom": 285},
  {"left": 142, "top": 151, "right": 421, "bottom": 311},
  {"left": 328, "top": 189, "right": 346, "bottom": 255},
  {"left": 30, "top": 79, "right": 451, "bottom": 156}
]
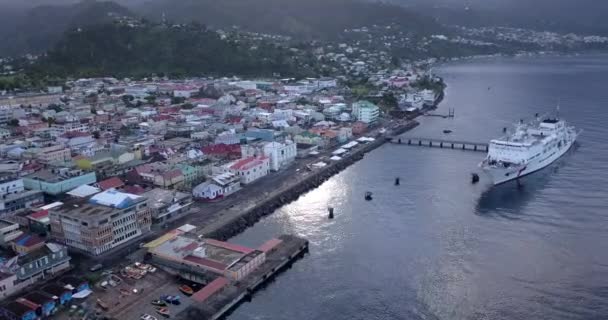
[
  {"left": 198, "top": 93, "right": 444, "bottom": 240},
  {"left": 202, "top": 120, "right": 420, "bottom": 240}
]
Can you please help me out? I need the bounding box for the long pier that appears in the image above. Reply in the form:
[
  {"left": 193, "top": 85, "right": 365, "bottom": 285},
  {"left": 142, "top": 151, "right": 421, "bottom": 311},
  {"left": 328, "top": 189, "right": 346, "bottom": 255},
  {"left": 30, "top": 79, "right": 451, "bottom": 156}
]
[{"left": 388, "top": 136, "right": 489, "bottom": 152}]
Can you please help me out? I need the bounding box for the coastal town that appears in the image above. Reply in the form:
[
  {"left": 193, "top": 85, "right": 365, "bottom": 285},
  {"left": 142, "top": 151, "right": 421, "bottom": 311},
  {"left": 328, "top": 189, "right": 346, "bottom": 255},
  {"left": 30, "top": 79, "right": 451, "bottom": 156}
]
[
  {"left": 0, "top": 0, "right": 606, "bottom": 318},
  {"left": 0, "top": 60, "right": 444, "bottom": 320}
]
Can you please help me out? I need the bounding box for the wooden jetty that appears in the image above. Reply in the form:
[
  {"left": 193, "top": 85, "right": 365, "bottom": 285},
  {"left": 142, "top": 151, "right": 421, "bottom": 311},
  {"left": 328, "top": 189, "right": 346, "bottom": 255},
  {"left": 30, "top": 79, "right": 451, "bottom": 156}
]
[
  {"left": 387, "top": 136, "right": 489, "bottom": 152},
  {"left": 424, "top": 108, "right": 455, "bottom": 118}
]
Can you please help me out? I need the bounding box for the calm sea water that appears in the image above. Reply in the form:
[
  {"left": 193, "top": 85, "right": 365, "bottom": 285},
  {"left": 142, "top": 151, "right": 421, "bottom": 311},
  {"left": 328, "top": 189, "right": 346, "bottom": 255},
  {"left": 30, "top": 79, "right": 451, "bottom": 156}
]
[{"left": 228, "top": 55, "right": 608, "bottom": 320}]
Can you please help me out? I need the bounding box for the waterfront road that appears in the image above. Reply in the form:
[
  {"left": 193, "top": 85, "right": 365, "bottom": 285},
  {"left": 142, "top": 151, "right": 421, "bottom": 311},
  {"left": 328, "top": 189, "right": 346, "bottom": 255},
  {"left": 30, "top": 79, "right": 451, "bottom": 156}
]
[{"left": 75, "top": 118, "right": 412, "bottom": 272}]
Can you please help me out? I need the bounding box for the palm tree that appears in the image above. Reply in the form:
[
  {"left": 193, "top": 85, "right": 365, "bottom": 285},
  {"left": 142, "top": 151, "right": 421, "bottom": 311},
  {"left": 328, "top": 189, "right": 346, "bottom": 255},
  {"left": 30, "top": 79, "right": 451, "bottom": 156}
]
[{"left": 46, "top": 117, "right": 56, "bottom": 128}]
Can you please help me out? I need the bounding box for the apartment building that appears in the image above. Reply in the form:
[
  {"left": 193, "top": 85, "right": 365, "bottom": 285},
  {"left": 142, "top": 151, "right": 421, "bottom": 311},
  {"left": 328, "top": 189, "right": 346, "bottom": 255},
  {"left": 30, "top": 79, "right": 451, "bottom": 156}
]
[
  {"left": 0, "top": 174, "right": 44, "bottom": 217},
  {"left": 352, "top": 100, "right": 380, "bottom": 124},
  {"left": 23, "top": 168, "right": 96, "bottom": 196},
  {"left": 35, "top": 145, "right": 72, "bottom": 164},
  {"left": 49, "top": 189, "right": 151, "bottom": 256}
]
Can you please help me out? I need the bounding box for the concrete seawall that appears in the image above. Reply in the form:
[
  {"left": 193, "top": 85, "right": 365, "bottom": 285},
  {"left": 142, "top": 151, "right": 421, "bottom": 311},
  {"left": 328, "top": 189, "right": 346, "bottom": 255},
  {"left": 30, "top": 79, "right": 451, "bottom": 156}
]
[{"left": 201, "top": 120, "right": 420, "bottom": 240}]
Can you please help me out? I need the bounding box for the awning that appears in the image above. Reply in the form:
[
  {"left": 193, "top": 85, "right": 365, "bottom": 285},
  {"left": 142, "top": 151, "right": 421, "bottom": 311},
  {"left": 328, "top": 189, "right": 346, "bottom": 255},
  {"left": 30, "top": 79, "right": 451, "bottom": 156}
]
[{"left": 72, "top": 289, "right": 92, "bottom": 299}]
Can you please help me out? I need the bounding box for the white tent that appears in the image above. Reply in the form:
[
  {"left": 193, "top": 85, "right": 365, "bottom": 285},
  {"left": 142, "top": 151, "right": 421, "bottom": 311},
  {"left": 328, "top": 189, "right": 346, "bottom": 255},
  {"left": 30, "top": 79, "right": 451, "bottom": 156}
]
[
  {"left": 341, "top": 141, "right": 359, "bottom": 149},
  {"left": 72, "top": 289, "right": 93, "bottom": 299},
  {"left": 332, "top": 148, "right": 347, "bottom": 155}
]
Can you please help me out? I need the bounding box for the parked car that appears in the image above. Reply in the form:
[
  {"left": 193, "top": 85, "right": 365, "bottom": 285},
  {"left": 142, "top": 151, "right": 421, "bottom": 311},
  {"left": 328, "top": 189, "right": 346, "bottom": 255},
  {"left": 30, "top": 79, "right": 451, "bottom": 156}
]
[
  {"left": 140, "top": 314, "right": 158, "bottom": 320},
  {"left": 89, "top": 263, "right": 103, "bottom": 272}
]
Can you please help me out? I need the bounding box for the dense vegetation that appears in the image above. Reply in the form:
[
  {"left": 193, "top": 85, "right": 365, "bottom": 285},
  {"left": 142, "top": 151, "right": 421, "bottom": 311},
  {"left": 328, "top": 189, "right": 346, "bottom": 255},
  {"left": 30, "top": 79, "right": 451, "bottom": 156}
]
[
  {"left": 29, "top": 23, "right": 315, "bottom": 79},
  {"left": 137, "top": 0, "right": 446, "bottom": 40},
  {"left": 0, "top": 0, "right": 132, "bottom": 56}
]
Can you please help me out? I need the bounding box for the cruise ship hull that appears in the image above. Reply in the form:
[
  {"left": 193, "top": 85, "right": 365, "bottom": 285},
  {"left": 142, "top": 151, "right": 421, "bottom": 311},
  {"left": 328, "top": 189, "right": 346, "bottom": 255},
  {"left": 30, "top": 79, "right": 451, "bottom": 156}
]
[{"left": 482, "top": 137, "right": 576, "bottom": 185}]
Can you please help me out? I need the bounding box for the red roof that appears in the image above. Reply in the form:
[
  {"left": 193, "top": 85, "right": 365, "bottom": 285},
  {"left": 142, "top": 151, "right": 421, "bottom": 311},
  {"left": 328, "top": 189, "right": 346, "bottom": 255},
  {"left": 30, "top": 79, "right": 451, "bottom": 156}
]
[
  {"left": 230, "top": 156, "right": 268, "bottom": 171},
  {"left": 135, "top": 164, "right": 153, "bottom": 174},
  {"left": 21, "top": 163, "right": 43, "bottom": 171},
  {"left": 61, "top": 131, "right": 91, "bottom": 138},
  {"left": 202, "top": 144, "right": 241, "bottom": 156},
  {"left": 159, "top": 106, "right": 180, "bottom": 114},
  {"left": 152, "top": 115, "right": 172, "bottom": 122},
  {"left": 162, "top": 169, "right": 183, "bottom": 180},
  {"left": 183, "top": 255, "right": 227, "bottom": 271},
  {"left": 179, "top": 242, "right": 199, "bottom": 253},
  {"left": 28, "top": 210, "right": 49, "bottom": 220},
  {"left": 123, "top": 185, "right": 146, "bottom": 195},
  {"left": 225, "top": 116, "right": 243, "bottom": 124},
  {"left": 204, "top": 239, "right": 253, "bottom": 254},
  {"left": 190, "top": 98, "right": 216, "bottom": 105},
  {"left": 16, "top": 298, "right": 39, "bottom": 310},
  {"left": 191, "top": 277, "right": 229, "bottom": 303},
  {"left": 97, "top": 177, "right": 124, "bottom": 191},
  {"left": 13, "top": 233, "right": 44, "bottom": 248}
]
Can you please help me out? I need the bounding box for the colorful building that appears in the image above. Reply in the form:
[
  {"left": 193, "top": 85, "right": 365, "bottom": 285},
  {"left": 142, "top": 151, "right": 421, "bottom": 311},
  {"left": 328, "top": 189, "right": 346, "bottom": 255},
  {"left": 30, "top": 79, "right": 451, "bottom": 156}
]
[{"left": 23, "top": 170, "right": 96, "bottom": 196}]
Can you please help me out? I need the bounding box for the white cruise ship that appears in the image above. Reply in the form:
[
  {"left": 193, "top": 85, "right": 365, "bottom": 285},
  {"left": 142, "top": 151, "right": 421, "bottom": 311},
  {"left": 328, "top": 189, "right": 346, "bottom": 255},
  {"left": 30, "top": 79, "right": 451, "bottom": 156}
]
[{"left": 480, "top": 115, "right": 579, "bottom": 185}]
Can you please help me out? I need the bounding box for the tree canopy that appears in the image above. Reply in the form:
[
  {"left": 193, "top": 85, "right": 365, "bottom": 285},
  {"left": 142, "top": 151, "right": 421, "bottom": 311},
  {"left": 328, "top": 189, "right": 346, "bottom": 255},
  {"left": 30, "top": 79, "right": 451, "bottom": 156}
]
[{"left": 29, "top": 23, "right": 315, "bottom": 79}]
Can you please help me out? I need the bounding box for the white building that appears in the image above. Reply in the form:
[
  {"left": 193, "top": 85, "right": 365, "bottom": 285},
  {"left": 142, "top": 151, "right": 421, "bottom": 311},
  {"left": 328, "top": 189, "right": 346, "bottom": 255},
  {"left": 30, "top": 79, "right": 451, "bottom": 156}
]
[
  {"left": 173, "top": 86, "right": 199, "bottom": 98},
  {"left": 0, "top": 128, "right": 10, "bottom": 139},
  {"left": 230, "top": 156, "right": 270, "bottom": 184},
  {"left": 0, "top": 106, "right": 12, "bottom": 125},
  {"left": 192, "top": 172, "right": 241, "bottom": 201},
  {"left": 0, "top": 176, "right": 24, "bottom": 196},
  {"left": 0, "top": 219, "right": 22, "bottom": 246},
  {"left": 263, "top": 141, "right": 297, "bottom": 171},
  {"left": 352, "top": 101, "right": 379, "bottom": 124},
  {"left": 273, "top": 109, "right": 294, "bottom": 121},
  {"left": 255, "top": 111, "right": 273, "bottom": 123},
  {"left": 215, "top": 131, "right": 240, "bottom": 145},
  {"left": 317, "top": 78, "right": 337, "bottom": 89},
  {"left": 50, "top": 122, "right": 89, "bottom": 137},
  {"left": 125, "top": 86, "right": 150, "bottom": 100},
  {"left": 0, "top": 272, "right": 16, "bottom": 299},
  {"left": 231, "top": 80, "right": 257, "bottom": 90},
  {"left": 191, "top": 131, "right": 210, "bottom": 140},
  {"left": 47, "top": 86, "right": 63, "bottom": 94},
  {"left": 420, "top": 89, "right": 437, "bottom": 104}
]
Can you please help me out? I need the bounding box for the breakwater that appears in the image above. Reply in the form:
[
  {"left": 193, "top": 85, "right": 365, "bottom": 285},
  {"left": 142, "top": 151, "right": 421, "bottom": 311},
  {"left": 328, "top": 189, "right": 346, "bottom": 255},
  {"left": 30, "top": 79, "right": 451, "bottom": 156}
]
[{"left": 201, "top": 120, "right": 420, "bottom": 240}]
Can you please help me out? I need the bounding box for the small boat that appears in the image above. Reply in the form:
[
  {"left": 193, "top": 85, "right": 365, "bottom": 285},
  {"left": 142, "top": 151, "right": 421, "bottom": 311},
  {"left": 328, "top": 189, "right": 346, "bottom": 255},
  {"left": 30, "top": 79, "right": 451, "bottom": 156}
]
[
  {"left": 151, "top": 299, "right": 167, "bottom": 307},
  {"left": 156, "top": 307, "right": 170, "bottom": 317},
  {"left": 179, "top": 285, "right": 194, "bottom": 295},
  {"left": 96, "top": 299, "right": 109, "bottom": 311},
  {"left": 364, "top": 192, "right": 373, "bottom": 201},
  {"left": 443, "top": 129, "right": 452, "bottom": 134}
]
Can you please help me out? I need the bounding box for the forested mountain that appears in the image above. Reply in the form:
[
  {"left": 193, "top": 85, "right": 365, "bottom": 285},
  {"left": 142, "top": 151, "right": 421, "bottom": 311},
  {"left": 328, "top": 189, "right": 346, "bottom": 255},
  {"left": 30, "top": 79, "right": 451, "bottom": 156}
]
[
  {"left": 0, "top": 0, "right": 445, "bottom": 57},
  {"left": 29, "top": 23, "right": 314, "bottom": 79},
  {"left": 135, "top": 0, "right": 445, "bottom": 40},
  {"left": 0, "top": 0, "right": 133, "bottom": 56}
]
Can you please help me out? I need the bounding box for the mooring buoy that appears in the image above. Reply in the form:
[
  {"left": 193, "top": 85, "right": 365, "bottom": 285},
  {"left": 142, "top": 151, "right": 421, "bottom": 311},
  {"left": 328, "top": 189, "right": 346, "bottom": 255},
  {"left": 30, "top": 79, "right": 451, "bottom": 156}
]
[{"left": 471, "top": 173, "right": 480, "bottom": 184}]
